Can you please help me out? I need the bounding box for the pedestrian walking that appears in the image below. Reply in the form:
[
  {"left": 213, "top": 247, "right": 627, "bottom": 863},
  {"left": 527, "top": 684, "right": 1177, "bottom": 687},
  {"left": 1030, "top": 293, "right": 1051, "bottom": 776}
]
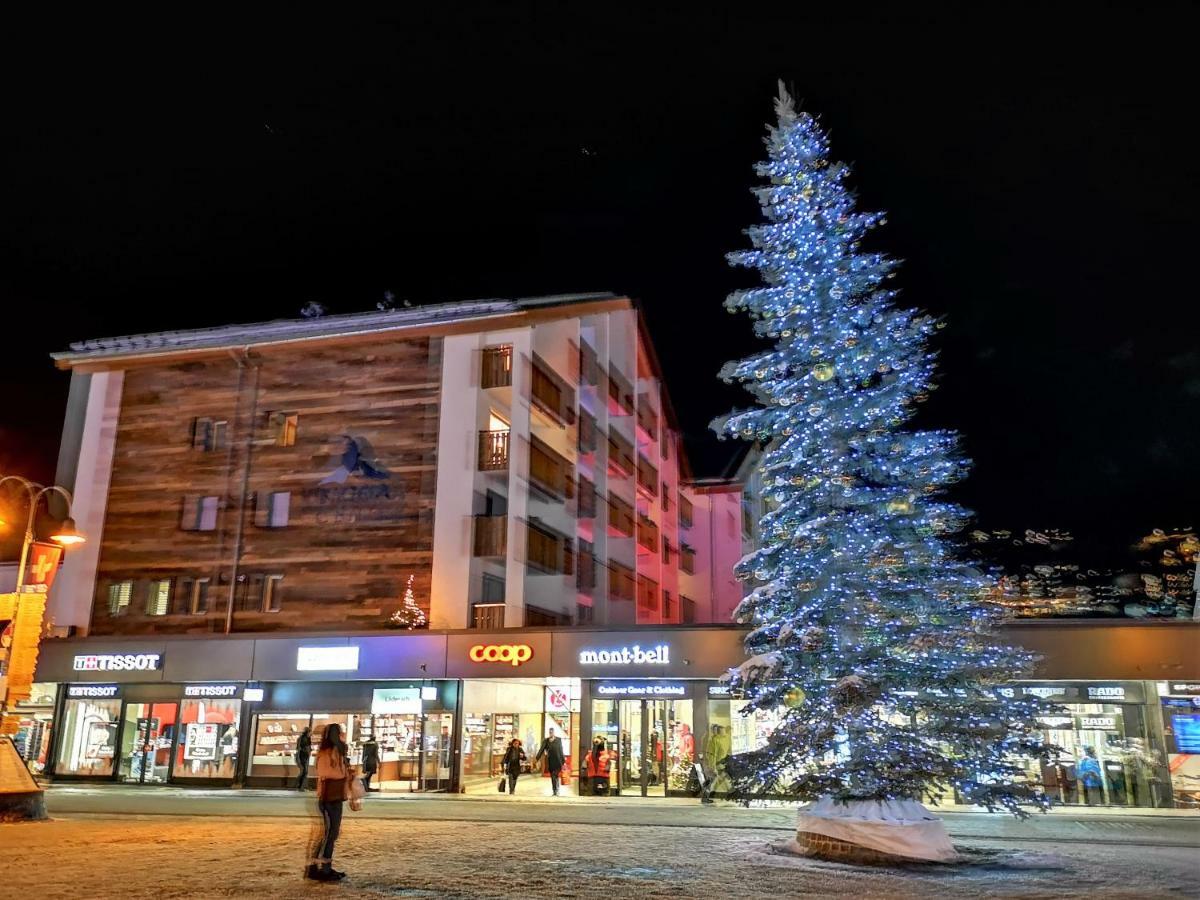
[
  {"left": 535, "top": 727, "right": 566, "bottom": 796},
  {"left": 501, "top": 738, "right": 526, "bottom": 795},
  {"left": 700, "top": 724, "right": 730, "bottom": 804},
  {"left": 294, "top": 727, "right": 312, "bottom": 791},
  {"left": 306, "top": 724, "right": 357, "bottom": 882},
  {"left": 360, "top": 736, "right": 380, "bottom": 792}
]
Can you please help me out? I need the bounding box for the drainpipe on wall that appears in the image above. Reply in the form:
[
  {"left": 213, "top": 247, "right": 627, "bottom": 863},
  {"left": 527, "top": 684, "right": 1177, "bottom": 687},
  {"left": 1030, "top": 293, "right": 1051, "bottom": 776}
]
[{"left": 224, "top": 349, "right": 261, "bottom": 635}]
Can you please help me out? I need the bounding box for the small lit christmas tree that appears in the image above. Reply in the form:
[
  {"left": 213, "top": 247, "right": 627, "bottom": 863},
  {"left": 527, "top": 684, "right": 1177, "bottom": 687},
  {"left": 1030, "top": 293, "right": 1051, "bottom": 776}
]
[
  {"left": 388, "top": 575, "right": 427, "bottom": 630},
  {"left": 715, "top": 84, "right": 1057, "bottom": 861}
]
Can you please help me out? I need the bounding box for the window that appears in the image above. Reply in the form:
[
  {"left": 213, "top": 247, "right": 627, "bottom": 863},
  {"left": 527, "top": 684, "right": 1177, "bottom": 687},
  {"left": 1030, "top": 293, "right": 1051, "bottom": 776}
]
[
  {"left": 181, "top": 495, "right": 220, "bottom": 531},
  {"left": 637, "top": 574, "right": 659, "bottom": 612},
  {"left": 662, "top": 536, "right": 673, "bottom": 565},
  {"left": 663, "top": 590, "right": 673, "bottom": 620},
  {"left": 576, "top": 603, "right": 595, "bottom": 625},
  {"left": 679, "top": 494, "right": 694, "bottom": 529},
  {"left": 662, "top": 483, "right": 671, "bottom": 512},
  {"left": 262, "top": 574, "right": 284, "bottom": 612},
  {"left": 107, "top": 581, "right": 132, "bottom": 617},
  {"left": 192, "top": 418, "right": 227, "bottom": 452},
  {"left": 146, "top": 579, "right": 172, "bottom": 616},
  {"left": 254, "top": 491, "right": 291, "bottom": 528},
  {"left": 182, "top": 577, "right": 211, "bottom": 615},
  {"left": 472, "top": 603, "right": 505, "bottom": 629},
  {"left": 680, "top": 543, "right": 696, "bottom": 575},
  {"left": 481, "top": 345, "right": 513, "bottom": 389},
  {"left": 481, "top": 573, "right": 506, "bottom": 605},
  {"left": 270, "top": 412, "right": 298, "bottom": 447},
  {"left": 682, "top": 595, "right": 697, "bottom": 624}
]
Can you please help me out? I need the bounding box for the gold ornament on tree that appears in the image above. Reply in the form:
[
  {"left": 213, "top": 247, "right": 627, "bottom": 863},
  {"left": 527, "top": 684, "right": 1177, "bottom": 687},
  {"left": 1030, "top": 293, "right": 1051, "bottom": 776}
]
[{"left": 812, "top": 362, "right": 835, "bottom": 382}]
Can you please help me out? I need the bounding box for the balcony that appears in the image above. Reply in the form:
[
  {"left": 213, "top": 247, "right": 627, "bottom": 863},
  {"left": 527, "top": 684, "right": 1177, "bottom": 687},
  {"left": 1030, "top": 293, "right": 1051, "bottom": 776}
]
[
  {"left": 609, "top": 561, "right": 635, "bottom": 603},
  {"left": 607, "top": 493, "right": 634, "bottom": 537},
  {"left": 526, "top": 520, "right": 573, "bottom": 575},
  {"left": 680, "top": 542, "right": 696, "bottom": 575},
  {"left": 481, "top": 346, "right": 513, "bottom": 389},
  {"left": 577, "top": 475, "right": 597, "bottom": 519},
  {"left": 478, "top": 430, "right": 509, "bottom": 471},
  {"left": 636, "top": 396, "right": 658, "bottom": 442},
  {"left": 679, "top": 494, "right": 694, "bottom": 529},
  {"left": 578, "top": 410, "right": 598, "bottom": 454},
  {"left": 636, "top": 454, "right": 659, "bottom": 497},
  {"left": 607, "top": 371, "right": 634, "bottom": 416},
  {"left": 531, "top": 354, "right": 576, "bottom": 427},
  {"left": 636, "top": 574, "right": 659, "bottom": 615},
  {"left": 530, "top": 436, "right": 574, "bottom": 500},
  {"left": 607, "top": 429, "right": 635, "bottom": 477},
  {"left": 637, "top": 514, "right": 659, "bottom": 553},
  {"left": 472, "top": 515, "right": 508, "bottom": 558},
  {"left": 579, "top": 341, "right": 600, "bottom": 387},
  {"left": 576, "top": 548, "right": 596, "bottom": 592}
]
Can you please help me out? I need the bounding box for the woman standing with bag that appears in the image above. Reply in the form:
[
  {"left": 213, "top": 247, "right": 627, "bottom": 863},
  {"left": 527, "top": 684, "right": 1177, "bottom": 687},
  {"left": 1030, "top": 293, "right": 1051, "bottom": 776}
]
[
  {"left": 501, "top": 738, "right": 526, "bottom": 795},
  {"left": 307, "top": 724, "right": 357, "bottom": 882}
]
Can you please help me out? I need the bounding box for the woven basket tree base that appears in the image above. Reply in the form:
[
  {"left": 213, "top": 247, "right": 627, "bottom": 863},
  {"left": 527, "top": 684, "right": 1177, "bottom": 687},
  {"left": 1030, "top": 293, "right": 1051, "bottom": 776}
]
[{"left": 795, "top": 830, "right": 914, "bottom": 865}]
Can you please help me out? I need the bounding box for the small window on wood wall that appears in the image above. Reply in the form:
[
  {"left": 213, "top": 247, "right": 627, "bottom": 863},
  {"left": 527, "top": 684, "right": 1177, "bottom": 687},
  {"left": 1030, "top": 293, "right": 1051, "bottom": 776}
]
[
  {"left": 254, "top": 491, "right": 291, "bottom": 528},
  {"left": 269, "top": 412, "right": 298, "bottom": 447},
  {"left": 192, "top": 418, "right": 227, "bottom": 452},
  {"left": 181, "top": 496, "right": 220, "bottom": 531}
]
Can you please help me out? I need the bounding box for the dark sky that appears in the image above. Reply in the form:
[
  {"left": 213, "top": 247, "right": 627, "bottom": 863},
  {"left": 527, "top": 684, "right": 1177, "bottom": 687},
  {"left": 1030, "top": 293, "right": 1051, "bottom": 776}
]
[{"left": 3, "top": 5, "right": 1197, "bottom": 564}]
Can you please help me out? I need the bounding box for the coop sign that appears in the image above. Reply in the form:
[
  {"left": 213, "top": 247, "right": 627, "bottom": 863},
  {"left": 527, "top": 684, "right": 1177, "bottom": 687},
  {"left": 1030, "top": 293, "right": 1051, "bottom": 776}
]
[
  {"left": 469, "top": 644, "right": 533, "bottom": 667},
  {"left": 73, "top": 653, "right": 162, "bottom": 672},
  {"left": 578, "top": 644, "right": 670, "bottom": 666}
]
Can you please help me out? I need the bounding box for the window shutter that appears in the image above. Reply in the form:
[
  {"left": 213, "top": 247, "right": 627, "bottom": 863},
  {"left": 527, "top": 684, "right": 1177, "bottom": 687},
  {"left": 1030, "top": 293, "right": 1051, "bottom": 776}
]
[{"left": 181, "top": 496, "right": 200, "bottom": 530}]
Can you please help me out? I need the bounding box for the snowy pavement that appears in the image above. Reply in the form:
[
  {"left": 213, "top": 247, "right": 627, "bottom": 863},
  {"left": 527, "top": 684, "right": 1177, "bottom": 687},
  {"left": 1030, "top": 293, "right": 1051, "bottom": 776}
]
[{"left": 4, "top": 805, "right": 1198, "bottom": 899}]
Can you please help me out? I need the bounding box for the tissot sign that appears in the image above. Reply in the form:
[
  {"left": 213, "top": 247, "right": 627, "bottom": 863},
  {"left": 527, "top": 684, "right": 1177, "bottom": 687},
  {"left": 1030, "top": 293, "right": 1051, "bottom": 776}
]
[{"left": 73, "top": 653, "right": 162, "bottom": 672}]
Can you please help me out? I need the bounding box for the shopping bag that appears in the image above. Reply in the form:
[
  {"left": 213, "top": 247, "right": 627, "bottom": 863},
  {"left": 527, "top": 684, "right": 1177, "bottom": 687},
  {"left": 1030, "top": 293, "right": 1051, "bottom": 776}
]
[
  {"left": 349, "top": 776, "right": 366, "bottom": 811},
  {"left": 498, "top": 777, "right": 507, "bottom": 793}
]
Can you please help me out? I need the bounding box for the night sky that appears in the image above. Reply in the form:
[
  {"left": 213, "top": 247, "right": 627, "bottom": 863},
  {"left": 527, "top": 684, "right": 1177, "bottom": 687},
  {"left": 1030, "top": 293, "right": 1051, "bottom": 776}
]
[{"left": 3, "top": 6, "right": 1197, "bottom": 565}]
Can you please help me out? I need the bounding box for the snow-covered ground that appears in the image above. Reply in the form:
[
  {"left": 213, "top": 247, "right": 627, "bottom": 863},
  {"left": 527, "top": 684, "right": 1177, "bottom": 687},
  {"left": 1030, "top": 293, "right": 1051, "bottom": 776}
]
[{"left": 4, "top": 813, "right": 1197, "bottom": 899}]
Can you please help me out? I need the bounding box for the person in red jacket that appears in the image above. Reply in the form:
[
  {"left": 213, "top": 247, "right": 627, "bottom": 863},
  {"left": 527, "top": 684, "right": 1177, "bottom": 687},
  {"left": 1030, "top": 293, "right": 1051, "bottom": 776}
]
[{"left": 585, "top": 737, "right": 614, "bottom": 796}]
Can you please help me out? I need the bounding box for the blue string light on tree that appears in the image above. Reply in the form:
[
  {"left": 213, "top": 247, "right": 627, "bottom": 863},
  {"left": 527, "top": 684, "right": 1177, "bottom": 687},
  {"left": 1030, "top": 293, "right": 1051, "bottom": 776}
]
[{"left": 713, "top": 83, "right": 1059, "bottom": 825}]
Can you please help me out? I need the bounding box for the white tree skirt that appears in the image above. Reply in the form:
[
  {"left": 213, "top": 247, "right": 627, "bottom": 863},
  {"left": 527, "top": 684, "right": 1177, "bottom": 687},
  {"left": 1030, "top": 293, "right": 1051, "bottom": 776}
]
[{"left": 794, "top": 797, "right": 959, "bottom": 862}]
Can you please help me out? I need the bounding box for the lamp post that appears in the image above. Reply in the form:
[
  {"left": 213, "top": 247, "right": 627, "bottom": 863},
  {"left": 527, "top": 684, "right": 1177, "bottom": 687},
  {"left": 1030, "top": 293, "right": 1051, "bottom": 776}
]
[{"left": 0, "top": 475, "right": 86, "bottom": 821}]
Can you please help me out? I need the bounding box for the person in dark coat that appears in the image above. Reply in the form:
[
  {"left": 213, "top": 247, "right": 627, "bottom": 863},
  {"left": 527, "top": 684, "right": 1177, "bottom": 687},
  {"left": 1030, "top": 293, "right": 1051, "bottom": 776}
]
[
  {"left": 294, "top": 727, "right": 312, "bottom": 791},
  {"left": 535, "top": 727, "right": 566, "bottom": 796},
  {"left": 502, "top": 738, "right": 527, "bottom": 795},
  {"left": 360, "top": 737, "right": 380, "bottom": 792}
]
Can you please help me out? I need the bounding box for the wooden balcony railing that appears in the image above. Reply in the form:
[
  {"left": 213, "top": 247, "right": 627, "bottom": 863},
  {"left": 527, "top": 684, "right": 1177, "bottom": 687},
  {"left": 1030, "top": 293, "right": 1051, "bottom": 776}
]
[
  {"left": 526, "top": 521, "right": 572, "bottom": 575},
  {"left": 636, "top": 515, "right": 659, "bottom": 553},
  {"left": 636, "top": 454, "right": 659, "bottom": 497},
  {"left": 473, "top": 515, "right": 508, "bottom": 558},
  {"left": 578, "top": 410, "right": 598, "bottom": 453},
  {"left": 636, "top": 396, "right": 658, "bottom": 438},
  {"left": 607, "top": 493, "right": 634, "bottom": 537},
  {"left": 680, "top": 542, "right": 696, "bottom": 575},
  {"left": 607, "top": 371, "right": 634, "bottom": 416},
  {"left": 607, "top": 429, "right": 635, "bottom": 476},
  {"left": 577, "top": 475, "right": 597, "bottom": 519},
  {"left": 579, "top": 341, "right": 600, "bottom": 387},
  {"left": 478, "top": 430, "right": 510, "bottom": 471},
  {"left": 531, "top": 354, "right": 575, "bottom": 426},
  {"left": 609, "top": 562, "right": 635, "bottom": 602},
  {"left": 576, "top": 548, "right": 596, "bottom": 592},
  {"left": 481, "top": 346, "right": 513, "bottom": 389},
  {"left": 530, "top": 436, "right": 574, "bottom": 500},
  {"left": 637, "top": 574, "right": 659, "bottom": 612},
  {"left": 679, "top": 494, "right": 694, "bottom": 529}
]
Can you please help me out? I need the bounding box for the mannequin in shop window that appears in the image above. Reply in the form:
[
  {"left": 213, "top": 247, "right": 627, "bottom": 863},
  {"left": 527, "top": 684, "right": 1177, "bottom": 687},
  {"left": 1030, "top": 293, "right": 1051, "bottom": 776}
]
[{"left": 1078, "top": 746, "right": 1104, "bottom": 805}]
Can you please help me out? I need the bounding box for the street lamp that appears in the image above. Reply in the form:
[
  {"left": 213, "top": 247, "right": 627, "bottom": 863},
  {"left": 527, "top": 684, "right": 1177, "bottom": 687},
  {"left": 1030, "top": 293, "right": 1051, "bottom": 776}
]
[
  {"left": 0, "top": 475, "right": 86, "bottom": 820},
  {"left": 0, "top": 475, "right": 87, "bottom": 592}
]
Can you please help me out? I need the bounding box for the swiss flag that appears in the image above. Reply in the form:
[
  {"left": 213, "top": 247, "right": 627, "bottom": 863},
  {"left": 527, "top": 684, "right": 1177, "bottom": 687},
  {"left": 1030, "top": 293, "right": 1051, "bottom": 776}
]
[{"left": 26, "top": 542, "right": 63, "bottom": 591}]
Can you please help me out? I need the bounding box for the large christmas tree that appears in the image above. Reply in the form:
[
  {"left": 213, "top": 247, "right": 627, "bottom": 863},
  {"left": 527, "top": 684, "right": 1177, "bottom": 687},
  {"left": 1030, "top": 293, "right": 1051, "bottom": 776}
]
[{"left": 716, "top": 85, "right": 1055, "bottom": 820}]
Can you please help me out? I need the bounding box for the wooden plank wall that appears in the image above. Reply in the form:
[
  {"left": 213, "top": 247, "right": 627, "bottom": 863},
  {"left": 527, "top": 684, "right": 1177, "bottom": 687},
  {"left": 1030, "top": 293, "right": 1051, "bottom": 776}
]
[{"left": 89, "top": 337, "right": 442, "bottom": 635}]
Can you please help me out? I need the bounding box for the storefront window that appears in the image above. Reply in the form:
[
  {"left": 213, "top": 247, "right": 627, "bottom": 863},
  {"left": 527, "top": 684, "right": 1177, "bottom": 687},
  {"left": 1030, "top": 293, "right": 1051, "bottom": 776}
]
[
  {"left": 14, "top": 682, "right": 58, "bottom": 775},
  {"left": 250, "top": 713, "right": 318, "bottom": 781},
  {"left": 56, "top": 694, "right": 121, "bottom": 777},
  {"left": 174, "top": 698, "right": 241, "bottom": 780},
  {"left": 118, "top": 702, "right": 178, "bottom": 784}
]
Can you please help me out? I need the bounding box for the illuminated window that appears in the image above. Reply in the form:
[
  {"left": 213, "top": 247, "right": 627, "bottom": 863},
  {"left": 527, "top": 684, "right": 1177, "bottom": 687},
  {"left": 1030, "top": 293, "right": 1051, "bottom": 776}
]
[
  {"left": 262, "top": 574, "right": 284, "bottom": 613},
  {"left": 192, "top": 418, "right": 227, "bottom": 452},
  {"left": 146, "top": 580, "right": 172, "bottom": 616},
  {"left": 270, "top": 412, "right": 298, "bottom": 447},
  {"left": 181, "top": 495, "right": 220, "bottom": 531},
  {"left": 107, "top": 582, "right": 132, "bottom": 617}
]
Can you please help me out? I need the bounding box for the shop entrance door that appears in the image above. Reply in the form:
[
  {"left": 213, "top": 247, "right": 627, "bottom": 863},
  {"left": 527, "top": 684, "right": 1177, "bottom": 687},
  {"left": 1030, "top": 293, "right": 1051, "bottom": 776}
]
[
  {"left": 118, "top": 702, "right": 178, "bottom": 785},
  {"left": 617, "top": 699, "right": 668, "bottom": 797},
  {"left": 419, "top": 712, "right": 455, "bottom": 792}
]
